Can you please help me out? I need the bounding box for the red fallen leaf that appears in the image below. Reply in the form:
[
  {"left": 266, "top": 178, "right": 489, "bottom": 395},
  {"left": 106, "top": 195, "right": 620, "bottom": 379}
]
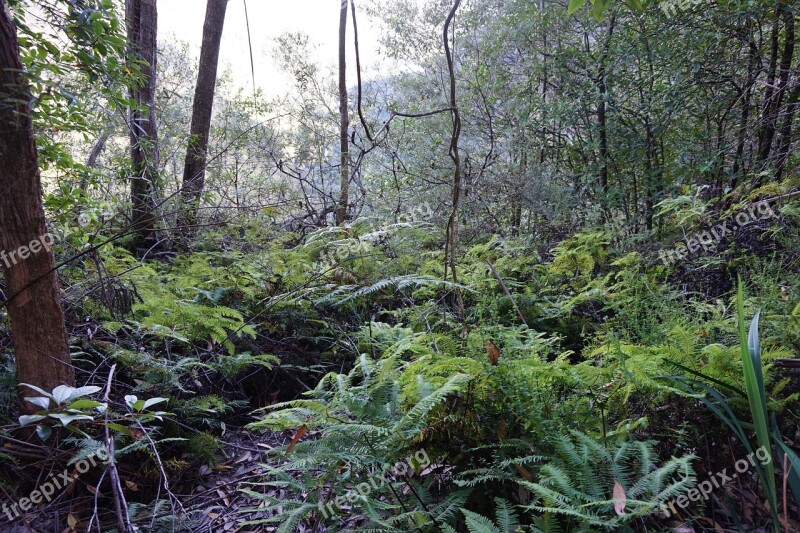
[
  {"left": 486, "top": 340, "right": 501, "bottom": 366},
  {"left": 613, "top": 480, "right": 626, "bottom": 516},
  {"left": 286, "top": 424, "right": 308, "bottom": 454}
]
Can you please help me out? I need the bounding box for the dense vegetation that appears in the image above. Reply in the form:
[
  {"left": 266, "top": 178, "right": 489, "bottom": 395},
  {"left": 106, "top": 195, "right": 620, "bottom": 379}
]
[{"left": 0, "top": 0, "right": 799, "bottom": 531}]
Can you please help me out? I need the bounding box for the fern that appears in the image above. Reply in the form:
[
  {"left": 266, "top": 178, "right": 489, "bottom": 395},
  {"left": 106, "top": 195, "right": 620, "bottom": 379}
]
[
  {"left": 521, "top": 431, "right": 696, "bottom": 529},
  {"left": 316, "top": 275, "right": 472, "bottom": 307},
  {"left": 457, "top": 499, "right": 521, "bottom": 533},
  {"left": 243, "top": 354, "right": 472, "bottom": 530}
]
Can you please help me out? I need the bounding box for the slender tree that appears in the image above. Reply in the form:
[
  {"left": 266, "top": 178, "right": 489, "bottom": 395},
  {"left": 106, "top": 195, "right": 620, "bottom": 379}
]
[
  {"left": 126, "top": 0, "right": 159, "bottom": 251},
  {"left": 0, "top": 2, "right": 74, "bottom": 410},
  {"left": 336, "top": 0, "right": 350, "bottom": 225},
  {"left": 180, "top": 0, "right": 229, "bottom": 235},
  {"left": 596, "top": 16, "right": 615, "bottom": 197}
]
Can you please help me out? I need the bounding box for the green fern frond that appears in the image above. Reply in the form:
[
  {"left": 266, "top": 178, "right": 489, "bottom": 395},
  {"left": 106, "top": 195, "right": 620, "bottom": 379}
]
[{"left": 462, "top": 508, "right": 503, "bottom": 533}]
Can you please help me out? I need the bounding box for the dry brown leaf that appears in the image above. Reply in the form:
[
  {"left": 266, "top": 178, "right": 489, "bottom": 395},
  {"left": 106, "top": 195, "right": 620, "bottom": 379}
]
[
  {"left": 696, "top": 517, "right": 724, "bottom": 532},
  {"left": 67, "top": 514, "right": 78, "bottom": 529},
  {"left": 612, "top": 480, "right": 626, "bottom": 516},
  {"left": 498, "top": 419, "right": 507, "bottom": 440},
  {"left": 235, "top": 451, "right": 252, "bottom": 464},
  {"left": 286, "top": 425, "right": 308, "bottom": 454},
  {"left": 485, "top": 340, "right": 501, "bottom": 366},
  {"left": 125, "top": 480, "right": 140, "bottom": 491},
  {"left": 514, "top": 464, "right": 533, "bottom": 481}
]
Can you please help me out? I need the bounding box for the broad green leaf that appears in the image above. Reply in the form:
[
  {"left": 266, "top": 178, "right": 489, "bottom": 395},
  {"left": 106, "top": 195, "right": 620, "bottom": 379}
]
[
  {"left": 106, "top": 423, "right": 133, "bottom": 436},
  {"left": 67, "top": 386, "right": 102, "bottom": 401},
  {"left": 591, "top": 0, "right": 608, "bottom": 20},
  {"left": 48, "top": 413, "right": 93, "bottom": 426},
  {"left": 25, "top": 396, "right": 51, "bottom": 409},
  {"left": 737, "top": 281, "right": 777, "bottom": 520},
  {"left": 20, "top": 383, "right": 54, "bottom": 400},
  {"left": 19, "top": 415, "right": 46, "bottom": 427},
  {"left": 124, "top": 395, "right": 139, "bottom": 409},
  {"left": 52, "top": 385, "right": 77, "bottom": 404},
  {"left": 67, "top": 399, "right": 105, "bottom": 410},
  {"left": 142, "top": 397, "right": 168, "bottom": 410},
  {"left": 568, "top": 0, "right": 588, "bottom": 15},
  {"left": 36, "top": 425, "right": 52, "bottom": 441}
]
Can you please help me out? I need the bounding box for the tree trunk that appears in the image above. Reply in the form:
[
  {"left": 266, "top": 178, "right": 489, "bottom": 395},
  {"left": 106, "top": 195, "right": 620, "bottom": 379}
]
[
  {"left": 756, "top": 3, "right": 794, "bottom": 181},
  {"left": 79, "top": 125, "right": 112, "bottom": 191},
  {"left": 126, "top": 0, "right": 159, "bottom": 252},
  {"left": 336, "top": 0, "right": 350, "bottom": 226},
  {"left": 732, "top": 17, "right": 757, "bottom": 189},
  {"left": 596, "top": 16, "right": 615, "bottom": 197},
  {"left": 774, "top": 80, "right": 800, "bottom": 180},
  {"left": 180, "top": 0, "right": 228, "bottom": 236},
  {"left": 0, "top": 4, "right": 74, "bottom": 411}
]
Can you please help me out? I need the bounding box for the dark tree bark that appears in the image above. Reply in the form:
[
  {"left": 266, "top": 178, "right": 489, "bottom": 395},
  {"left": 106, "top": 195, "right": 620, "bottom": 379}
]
[
  {"left": 86, "top": 127, "right": 111, "bottom": 170},
  {"left": 180, "top": 0, "right": 228, "bottom": 235},
  {"left": 0, "top": 3, "right": 74, "bottom": 411},
  {"left": 126, "top": 0, "right": 159, "bottom": 251},
  {"left": 756, "top": 3, "right": 794, "bottom": 182},
  {"left": 336, "top": 0, "right": 350, "bottom": 226},
  {"left": 732, "top": 18, "right": 758, "bottom": 189},
  {"left": 596, "top": 16, "right": 615, "bottom": 196},
  {"left": 774, "top": 78, "right": 800, "bottom": 180},
  {"left": 756, "top": 7, "right": 781, "bottom": 165},
  {"left": 443, "top": 0, "right": 463, "bottom": 327}
]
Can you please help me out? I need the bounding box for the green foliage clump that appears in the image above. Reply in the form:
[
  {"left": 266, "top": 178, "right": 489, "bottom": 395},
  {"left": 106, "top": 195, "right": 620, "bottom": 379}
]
[
  {"left": 185, "top": 431, "right": 223, "bottom": 465},
  {"left": 523, "top": 431, "right": 696, "bottom": 530},
  {"left": 548, "top": 232, "right": 610, "bottom": 287},
  {"left": 244, "top": 353, "right": 471, "bottom": 531}
]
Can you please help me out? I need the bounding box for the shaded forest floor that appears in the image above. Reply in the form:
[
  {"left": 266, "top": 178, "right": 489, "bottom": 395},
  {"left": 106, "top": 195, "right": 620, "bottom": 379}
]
[{"left": 2, "top": 188, "right": 800, "bottom": 532}]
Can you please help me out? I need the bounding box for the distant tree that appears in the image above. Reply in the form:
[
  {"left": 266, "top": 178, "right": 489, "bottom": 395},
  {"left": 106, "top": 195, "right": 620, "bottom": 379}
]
[
  {"left": 0, "top": 3, "right": 74, "bottom": 411},
  {"left": 126, "top": 0, "right": 159, "bottom": 252},
  {"left": 180, "top": 0, "right": 229, "bottom": 236},
  {"left": 336, "top": 0, "right": 350, "bottom": 225}
]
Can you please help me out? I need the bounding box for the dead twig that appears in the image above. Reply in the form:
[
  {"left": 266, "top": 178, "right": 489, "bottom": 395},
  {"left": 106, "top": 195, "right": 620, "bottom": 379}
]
[{"left": 101, "top": 364, "right": 133, "bottom": 533}]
